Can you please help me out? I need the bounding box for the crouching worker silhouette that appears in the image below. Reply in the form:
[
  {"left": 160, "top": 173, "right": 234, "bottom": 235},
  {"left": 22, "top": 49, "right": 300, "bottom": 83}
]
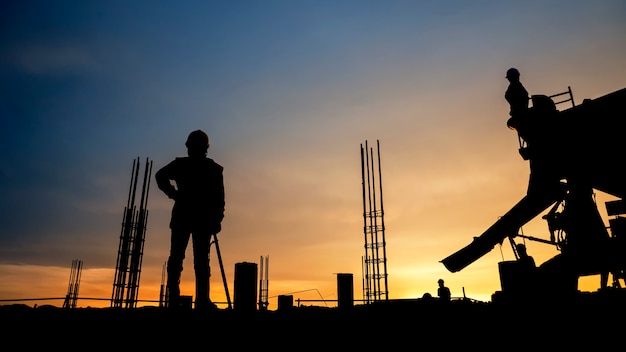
[{"left": 155, "top": 130, "right": 225, "bottom": 310}]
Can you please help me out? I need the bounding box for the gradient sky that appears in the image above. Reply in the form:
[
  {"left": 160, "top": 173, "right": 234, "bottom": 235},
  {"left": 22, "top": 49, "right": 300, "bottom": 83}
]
[{"left": 1, "top": 1, "right": 626, "bottom": 308}]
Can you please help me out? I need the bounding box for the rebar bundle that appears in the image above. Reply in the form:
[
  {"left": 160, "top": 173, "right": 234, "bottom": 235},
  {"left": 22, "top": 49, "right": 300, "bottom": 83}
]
[
  {"left": 63, "top": 259, "right": 82, "bottom": 308},
  {"left": 360, "top": 140, "right": 388, "bottom": 303},
  {"left": 111, "top": 157, "right": 152, "bottom": 308}
]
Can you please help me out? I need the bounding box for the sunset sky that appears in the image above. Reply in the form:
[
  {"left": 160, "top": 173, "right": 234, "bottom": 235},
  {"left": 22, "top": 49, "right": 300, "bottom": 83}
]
[{"left": 2, "top": 1, "right": 626, "bottom": 309}]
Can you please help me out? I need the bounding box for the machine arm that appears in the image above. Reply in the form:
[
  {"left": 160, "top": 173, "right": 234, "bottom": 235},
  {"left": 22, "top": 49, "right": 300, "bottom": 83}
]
[{"left": 441, "top": 192, "right": 562, "bottom": 272}]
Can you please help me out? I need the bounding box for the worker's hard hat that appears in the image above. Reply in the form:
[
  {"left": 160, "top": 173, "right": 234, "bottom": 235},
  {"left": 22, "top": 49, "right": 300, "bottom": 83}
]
[
  {"left": 185, "top": 130, "right": 209, "bottom": 149},
  {"left": 506, "top": 67, "right": 520, "bottom": 78}
]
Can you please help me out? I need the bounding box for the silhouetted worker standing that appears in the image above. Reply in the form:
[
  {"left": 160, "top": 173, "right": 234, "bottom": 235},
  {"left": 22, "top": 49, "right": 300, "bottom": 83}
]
[
  {"left": 505, "top": 67, "right": 529, "bottom": 118},
  {"left": 155, "top": 130, "right": 225, "bottom": 310},
  {"left": 437, "top": 279, "right": 451, "bottom": 302}
]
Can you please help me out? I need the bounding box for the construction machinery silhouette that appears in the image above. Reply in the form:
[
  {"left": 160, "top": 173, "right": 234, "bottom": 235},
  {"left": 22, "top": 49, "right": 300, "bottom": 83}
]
[{"left": 441, "top": 86, "right": 626, "bottom": 302}]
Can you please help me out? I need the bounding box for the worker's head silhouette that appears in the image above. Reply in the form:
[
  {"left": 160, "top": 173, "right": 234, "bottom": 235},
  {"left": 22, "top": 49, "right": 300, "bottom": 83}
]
[
  {"left": 185, "top": 130, "right": 209, "bottom": 157},
  {"left": 506, "top": 67, "right": 520, "bottom": 79}
]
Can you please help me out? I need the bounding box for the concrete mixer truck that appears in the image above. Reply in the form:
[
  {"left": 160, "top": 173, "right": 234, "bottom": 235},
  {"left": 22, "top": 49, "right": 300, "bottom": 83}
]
[{"left": 441, "top": 86, "right": 626, "bottom": 302}]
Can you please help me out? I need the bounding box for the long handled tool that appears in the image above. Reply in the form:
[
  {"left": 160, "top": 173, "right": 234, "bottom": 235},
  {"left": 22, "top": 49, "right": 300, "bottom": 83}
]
[{"left": 211, "top": 233, "right": 232, "bottom": 309}]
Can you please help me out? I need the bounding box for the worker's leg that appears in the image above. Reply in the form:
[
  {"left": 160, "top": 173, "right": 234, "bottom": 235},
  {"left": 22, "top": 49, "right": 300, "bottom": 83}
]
[
  {"left": 192, "top": 231, "right": 212, "bottom": 309},
  {"left": 167, "top": 229, "right": 191, "bottom": 309}
]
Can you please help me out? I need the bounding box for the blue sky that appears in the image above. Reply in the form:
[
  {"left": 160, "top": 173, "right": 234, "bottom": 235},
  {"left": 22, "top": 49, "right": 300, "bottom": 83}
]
[{"left": 1, "top": 1, "right": 626, "bottom": 306}]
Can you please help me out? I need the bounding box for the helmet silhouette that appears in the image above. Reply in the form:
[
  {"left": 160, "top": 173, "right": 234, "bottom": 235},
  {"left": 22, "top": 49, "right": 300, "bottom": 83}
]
[{"left": 506, "top": 68, "right": 520, "bottom": 78}]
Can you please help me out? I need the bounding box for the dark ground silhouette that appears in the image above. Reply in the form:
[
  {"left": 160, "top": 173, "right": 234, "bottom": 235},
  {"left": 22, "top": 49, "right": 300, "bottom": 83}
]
[{"left": 2, "top": 293, "right": 625, "bottom": 349}]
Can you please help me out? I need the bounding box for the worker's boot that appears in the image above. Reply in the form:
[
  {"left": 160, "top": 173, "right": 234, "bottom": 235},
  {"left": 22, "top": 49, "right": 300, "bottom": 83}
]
[
  {"left": 168, "top": 285, "right": 180, "bottom": 309},
  {"left": 194, "top": 258, "right": 215, "bottom": 311},
  {"left": 194, "top": 277, "right": 209, "bottom": 310},
  {"left": 166, "top": 260, "right": 182, "bottom": 310}
]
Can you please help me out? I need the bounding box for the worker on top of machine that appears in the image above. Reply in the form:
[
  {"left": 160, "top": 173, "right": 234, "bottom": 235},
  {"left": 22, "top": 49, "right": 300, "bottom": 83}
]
[{"left": 505, "top": 67, "right": 529, "bottom": 119}]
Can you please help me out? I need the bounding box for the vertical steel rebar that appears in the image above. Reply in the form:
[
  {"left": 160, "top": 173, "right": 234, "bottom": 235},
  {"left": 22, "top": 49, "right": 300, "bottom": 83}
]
[
  {"left": 360, "top": 140, "right": 388, "bottom": 303},
  {"left": 112, "top": 157, "right": 152, "bottom": 308}
]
